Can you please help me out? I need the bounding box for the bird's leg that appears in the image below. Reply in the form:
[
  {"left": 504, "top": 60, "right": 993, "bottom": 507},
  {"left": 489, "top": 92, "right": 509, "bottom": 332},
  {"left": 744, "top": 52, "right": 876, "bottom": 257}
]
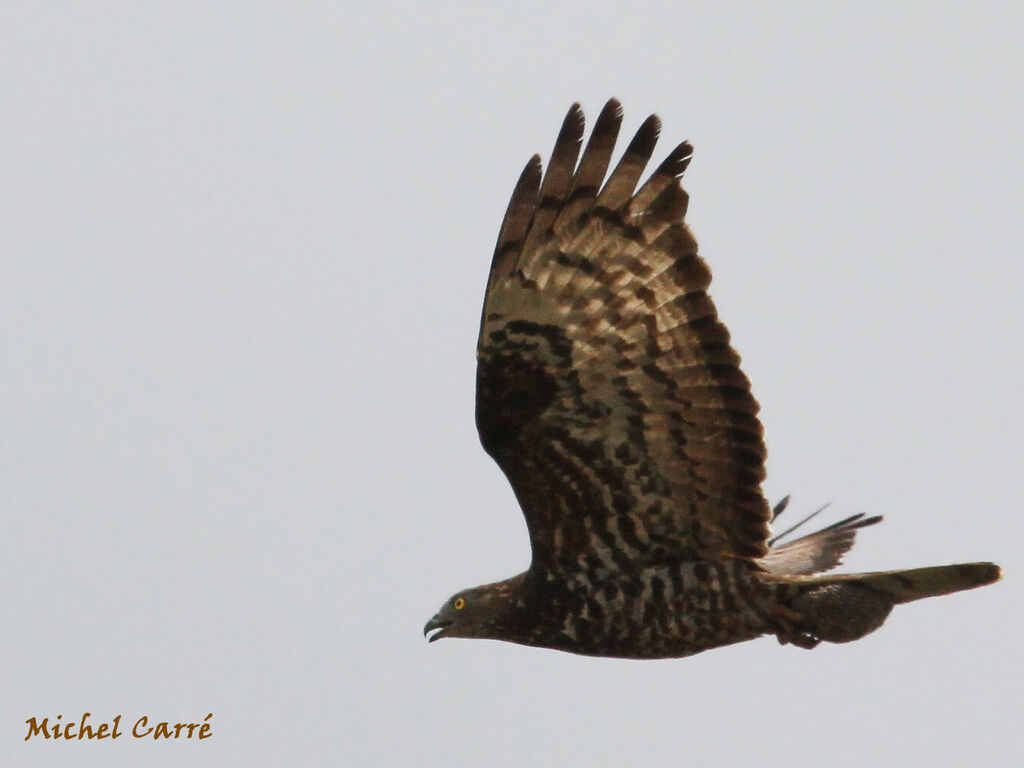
[{"left": 771, "top": 603, "right": 820, "bottom": 650}]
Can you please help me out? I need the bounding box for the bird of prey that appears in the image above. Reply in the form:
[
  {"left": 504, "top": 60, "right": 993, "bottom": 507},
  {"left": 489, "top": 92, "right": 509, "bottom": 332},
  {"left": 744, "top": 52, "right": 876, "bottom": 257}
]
[{"left": 423, "top": 100, "right": 1000, "bottom": 658}]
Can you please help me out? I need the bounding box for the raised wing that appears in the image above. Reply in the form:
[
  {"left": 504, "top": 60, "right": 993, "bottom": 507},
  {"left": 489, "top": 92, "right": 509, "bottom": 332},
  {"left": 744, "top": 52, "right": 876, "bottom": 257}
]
[
  {"left": 759, "top": 499, "right": 883, "bottom": 576},
  {"left": 476, "top": 100, "right": 770, "bottom": 572}
]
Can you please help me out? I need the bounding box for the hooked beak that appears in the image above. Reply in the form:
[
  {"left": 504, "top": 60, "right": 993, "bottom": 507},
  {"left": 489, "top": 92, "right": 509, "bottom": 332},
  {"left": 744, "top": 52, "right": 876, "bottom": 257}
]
[{"left": 423, "top": 614, "right": 450, "bottom": 643}]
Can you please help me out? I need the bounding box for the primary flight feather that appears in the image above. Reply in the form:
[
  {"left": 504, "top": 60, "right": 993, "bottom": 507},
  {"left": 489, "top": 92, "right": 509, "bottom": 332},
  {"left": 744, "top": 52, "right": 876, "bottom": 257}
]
[{"left": 424, "top": 100, "right": 1000, "bottom": 658}]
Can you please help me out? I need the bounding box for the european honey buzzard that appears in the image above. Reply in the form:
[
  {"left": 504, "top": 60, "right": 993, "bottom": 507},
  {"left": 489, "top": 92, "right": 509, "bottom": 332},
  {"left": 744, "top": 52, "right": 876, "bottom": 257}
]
[{"left": 423, "top": 100, "right": 1000, "bottom": 658}]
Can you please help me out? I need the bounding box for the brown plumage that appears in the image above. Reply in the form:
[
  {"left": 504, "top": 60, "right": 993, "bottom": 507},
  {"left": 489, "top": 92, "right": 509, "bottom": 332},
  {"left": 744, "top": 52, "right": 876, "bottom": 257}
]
[{"left": 424, "top": 100, "right": 1001, "bottom": 658}]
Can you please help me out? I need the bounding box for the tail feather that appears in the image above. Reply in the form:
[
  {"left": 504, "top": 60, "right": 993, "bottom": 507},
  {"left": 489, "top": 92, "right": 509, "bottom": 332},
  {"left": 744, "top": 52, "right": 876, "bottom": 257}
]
[{"left": 816, "top": 562, "right": 1002, "bottom": 604}]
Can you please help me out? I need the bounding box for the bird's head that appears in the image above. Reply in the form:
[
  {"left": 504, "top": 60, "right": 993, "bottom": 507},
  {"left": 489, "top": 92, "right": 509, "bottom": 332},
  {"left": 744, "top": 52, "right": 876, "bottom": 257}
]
[{"left": 423, "top": 577, "right": 523, "bottom": 643}]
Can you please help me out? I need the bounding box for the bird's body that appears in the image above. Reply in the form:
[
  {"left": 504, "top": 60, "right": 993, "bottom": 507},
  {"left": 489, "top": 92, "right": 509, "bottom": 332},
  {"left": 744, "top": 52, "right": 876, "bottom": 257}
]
[
  {"left": 468, "top": 560, "right": 778, "bottom": 659},
  {"left": 424, "top": 100, "right": 1000, "bottom": 659}
]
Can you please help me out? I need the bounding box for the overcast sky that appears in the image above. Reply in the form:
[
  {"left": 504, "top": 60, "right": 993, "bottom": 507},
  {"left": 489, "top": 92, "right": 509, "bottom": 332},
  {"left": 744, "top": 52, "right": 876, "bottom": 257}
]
[{"left": 3, "top": 2, "right": 1021, "bottom": 766}]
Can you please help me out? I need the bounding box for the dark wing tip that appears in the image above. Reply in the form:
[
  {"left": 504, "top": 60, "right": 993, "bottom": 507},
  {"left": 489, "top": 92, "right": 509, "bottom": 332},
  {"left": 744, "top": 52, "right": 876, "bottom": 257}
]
[
  {"left": 829, "top": 512, "right": 882, "bottom": 532},
  {"left": 658, "top": 140, "right": 694, "bottom": 178},
  {"left": 508, "top": 153, "right": 543, "bottom": 217},
  {"left": 634, "top": 112, "right": 663, "bottom": 149},
  {"left": 525, "top": 153, "right": 543, "bottom": 179},
  {"left": 772, "top": 495, "right": 792, "bottom": 520},
  {"left": 602, "top": 97, "right": 624, "bottom": 120},
  {"left": 488, "top": 153, "right": 542, "bottom": 279},
  {"left": 555, "top": 102, "right": 585, "bottom": 149},
  {"left": 569, "top": 99, "right": 625, "bottom": 198},
  {"left": 561, "top": 102, "right": 586, "bottom": 141}
]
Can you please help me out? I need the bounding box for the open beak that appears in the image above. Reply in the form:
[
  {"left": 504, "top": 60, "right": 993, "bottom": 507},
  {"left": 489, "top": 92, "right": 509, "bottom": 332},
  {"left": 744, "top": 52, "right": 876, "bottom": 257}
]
[{"left": 423, "top": 614, "right": 450, "bottom": 643}]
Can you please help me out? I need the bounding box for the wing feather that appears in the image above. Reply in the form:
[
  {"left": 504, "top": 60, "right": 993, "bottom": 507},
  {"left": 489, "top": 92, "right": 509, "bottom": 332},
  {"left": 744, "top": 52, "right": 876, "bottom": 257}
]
[
  {"left": 518, "top": 104, "right": 586, "bottom": 274},
  {"left": 488, "top": 155, "right": 542, "bottom": 283},
  {"left": 760, "top": 509, "right": 883, "bottom": 575},
  {"left": 596, "top": 113, "right": 661, "bottom": 211},
  {"left": 477, "top": 100, "right": 771, "bottom": 571}
]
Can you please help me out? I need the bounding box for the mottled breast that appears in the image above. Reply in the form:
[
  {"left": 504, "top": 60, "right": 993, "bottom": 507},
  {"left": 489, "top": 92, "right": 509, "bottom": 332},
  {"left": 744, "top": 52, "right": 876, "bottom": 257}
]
[{"left": 529, "top": 560, "right": 781, "bottom": 659}]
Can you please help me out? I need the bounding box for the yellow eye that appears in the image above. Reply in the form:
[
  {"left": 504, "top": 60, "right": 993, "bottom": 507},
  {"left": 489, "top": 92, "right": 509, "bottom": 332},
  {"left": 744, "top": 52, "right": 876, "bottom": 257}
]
[{"left": 453, "top": 597, "right": 465, "bottom": 610}]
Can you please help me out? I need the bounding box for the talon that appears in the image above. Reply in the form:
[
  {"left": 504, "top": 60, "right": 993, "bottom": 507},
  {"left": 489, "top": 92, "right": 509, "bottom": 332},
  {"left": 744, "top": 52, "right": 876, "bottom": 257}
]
[
  {"left": 770, "top": 604, "right": 819, "bottom": 649},
  {"left": 789, "top": 632, "right": 821, "bottom": 650}
]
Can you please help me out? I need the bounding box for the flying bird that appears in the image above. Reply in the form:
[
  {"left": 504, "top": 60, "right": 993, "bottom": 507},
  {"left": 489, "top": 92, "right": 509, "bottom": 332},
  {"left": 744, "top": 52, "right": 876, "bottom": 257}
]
[{"left": 424, "top": 100, "right": 1000, "bottom": 658}]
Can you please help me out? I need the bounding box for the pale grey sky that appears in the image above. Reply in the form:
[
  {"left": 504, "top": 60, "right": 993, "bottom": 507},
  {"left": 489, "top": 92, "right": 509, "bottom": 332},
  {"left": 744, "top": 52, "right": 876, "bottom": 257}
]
[{"left": 3, "top": 2, "right": 1021, "bottom": 766}]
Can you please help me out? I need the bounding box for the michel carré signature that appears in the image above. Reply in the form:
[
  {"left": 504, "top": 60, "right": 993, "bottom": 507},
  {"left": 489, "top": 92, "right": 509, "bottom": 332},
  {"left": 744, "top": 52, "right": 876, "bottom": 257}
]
[{"left": 25, "top": 713, "right": 213, "bottom": 741}]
